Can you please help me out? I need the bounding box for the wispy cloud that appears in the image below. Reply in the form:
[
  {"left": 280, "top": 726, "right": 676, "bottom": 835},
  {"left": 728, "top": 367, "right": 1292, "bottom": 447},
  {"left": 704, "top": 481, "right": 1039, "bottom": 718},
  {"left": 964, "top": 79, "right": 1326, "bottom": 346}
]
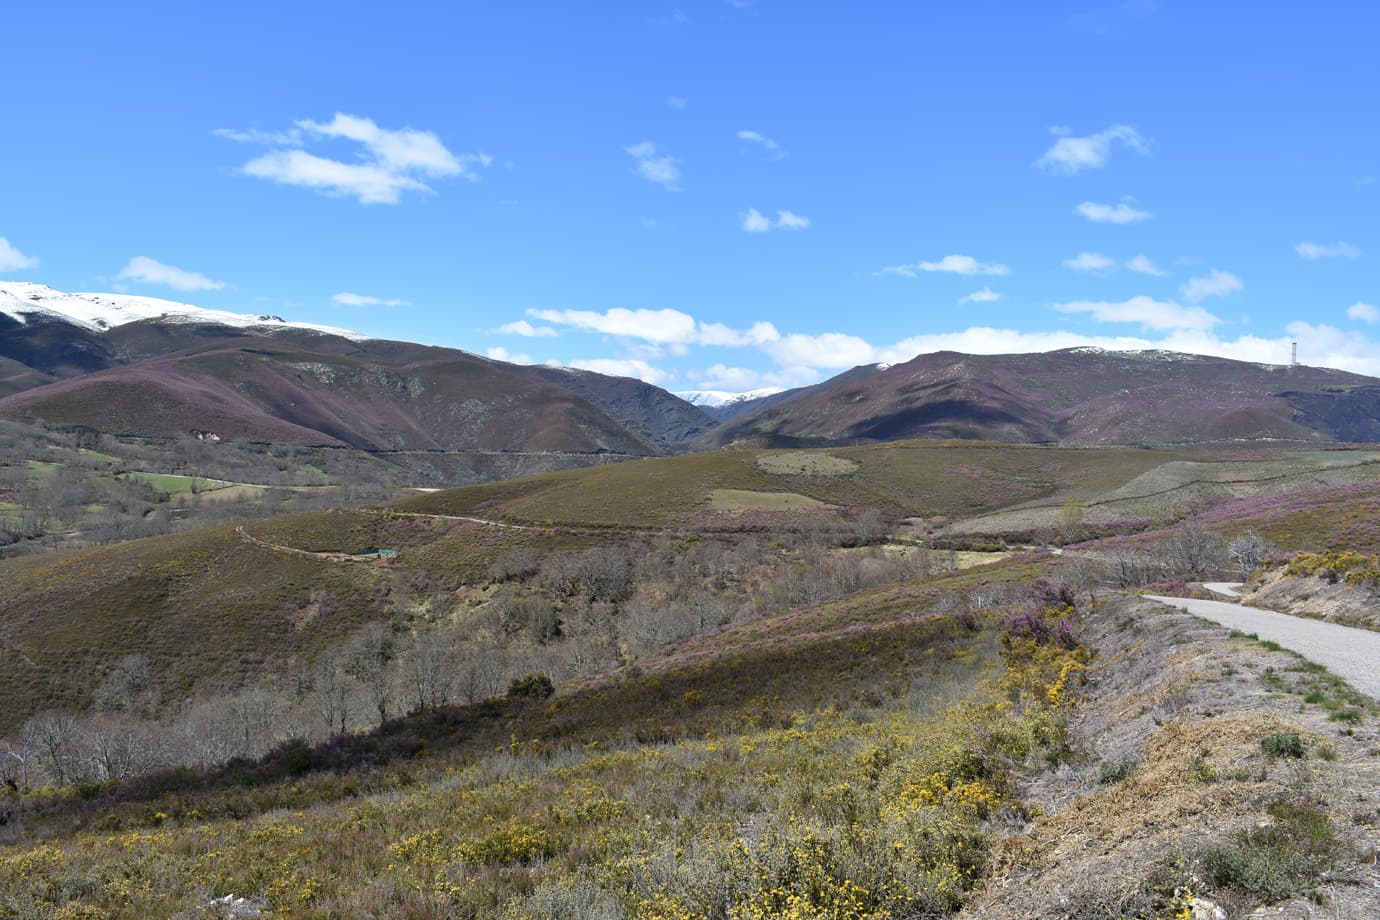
[
  {"left": 1126, "top": 254, "right": 1166, "bottom": 276},
  {"left": 530, "top": 307, "right": 698, "bottom": 344},
  {"left": 879, "top": 254, "right": 1011, "bottom": 277},
  {"left": 1075, "top": 200, "right": 1151, "bottom": 223},
  {"left": 222, "top": 113, "right": 489, "bottom": 204},
  {"left": 117, "top": 256, "right": 225, "bottom": 292},
  {"left": 1063, "top": 252, "right": 1166, "bottom": 275},
  {"left": 624, "top": 141, "right": 681, "bottom": 189},
  {"left": 212, "top": 127, "right": 304, "bottom": 146},
  {"left": 665, "top": 96, "right": 688, "bottom": 109},
  {"left": 1054, "top": 295, "right": 1219, "bottom": 331},
  {"left": 1296, "top": 240, "right": 1361, "bottom": 260},
  {"left": 959, "top": 287, "right": 1002, "bottom": 304},
  {"left": 497, "top": 319, "right": 558, "bottom": 337},
  {"left": 1063, "top": 252, "right": 1117, "bottom": 272},
  {"left": 697, "top": 321, "right": 779, "bottom": 346},
  {"left": 743, "top": 208, "right": 810, "bottom": 231},
  {"left": 1348, "top": 302, "right": 1379, "bottom": 323},
  {"left": 1180, "top": 269, "right": 1242, "bottom": 303},
  {"left": 737, "top": 129, "right": 784, "bottom": 157},
  {"left": 0, "top": 237, "right": 38, "bottom": 272},
  {"left": 332, "top": 292, "right": 408, "bottom": 307},
  {"left": 528, "top": 307, "right": 780, "bottom": 349},
  {"left": 1037, "top": 124, "right": 1149, "bottom": 174}
]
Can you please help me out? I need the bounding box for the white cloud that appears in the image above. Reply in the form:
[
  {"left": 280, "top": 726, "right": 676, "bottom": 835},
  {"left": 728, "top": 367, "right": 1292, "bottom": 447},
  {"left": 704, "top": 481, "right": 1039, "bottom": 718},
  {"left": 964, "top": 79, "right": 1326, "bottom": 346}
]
[
  {"left": 529, "top": 307, "right": 698, "bottom": 344},
  {"left": 959, "top": 287, "right": 1002, "bottom": 304},
  {"left": 497, "top": 319, "right": 558, "bottom": 337},
  {"left": 666, "top": 96, "right": 687, "bottom": 109},
  {"left": 1180, "top": 269, "right": 1243, "bottom": 303},
  {"left": 737, "top": 129, "right": 782, "bottom": 154},
  {"left": 1075, "top": 200, "right": 1151, "bottom": 223},
  {"left": 697, "top": 321, "right": 780, "bottom": 347},
  {"left": 908, "top": 254, "right": 1011, "bottom": 276},
  {"left": 742, "top": 208, "right": 772, "bottom": 232},
  {"left": 212, "top": 127, "right": 303, "bottom": 146},
  {"left": 625, "top": 141, "right": 681, "bottom": 189},
  {"left": 1063, "top": 252, "right": 1166, "bottom": 275},
  {"left": 764, "top": 332, "right": 878, "bottom": 369},
  {"left": 117, "top": 256, "right": 225, "bottom": 292},
  {"left": 690, "top": 363, "right": 821, "bottom": 392},
  {"left": 743, "top": 208, "right": 810, "bottom": 231},
  {"left": 1347, "top": 302, "right": 1380, "bottom": 323},
  {"left": 332, "top": 291, "right": 408, "bottom": 307},
  {"left": 1126, "top": 254, "right": 1166, "bottom": 276},
  {"left": 243, "top": 152, "right": 429, "bottom": 205},
  {"left": 1054, "top": 295, "right": 1220, "bottom": 331},
  {"left": 562, "top": 357, "right": 671, "bottom": 385},
  {"left": 1063, "top": 252, "right": 1117, "bottom": 272},
  {"left": 299, "top": 113, "right": 478, "bottom": 177},
  {"left": 528, "top": 307, "right": 782, "bottom": 350},
  {"left": 1037, "top": 124, "right": 1148, "bottom": 174},
  {"left": 486, "top": 346, "right": 534, "bottom": 364},
  {"left": 1296, "top": 240, "right": 1361, "bottom": 260},
  {"left": 0, "top": 237, "right": 38, "bottom": 272},
  {"left": 226, "top": 112, "right": 488, "bottom": 205}
]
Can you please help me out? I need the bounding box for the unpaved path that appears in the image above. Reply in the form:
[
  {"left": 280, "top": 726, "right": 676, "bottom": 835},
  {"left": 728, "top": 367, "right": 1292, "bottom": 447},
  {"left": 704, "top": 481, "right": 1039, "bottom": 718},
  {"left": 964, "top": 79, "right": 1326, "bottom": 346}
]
[{"left": 1145, "top": 594, "right": 1380, "bottom": 700}]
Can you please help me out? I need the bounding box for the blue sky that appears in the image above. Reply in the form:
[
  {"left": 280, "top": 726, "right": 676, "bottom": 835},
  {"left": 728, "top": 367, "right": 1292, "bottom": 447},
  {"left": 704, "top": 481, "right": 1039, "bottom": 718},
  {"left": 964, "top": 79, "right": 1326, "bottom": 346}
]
[{"left": 2, "top": 1, "right": 1376, "bottom": 392}]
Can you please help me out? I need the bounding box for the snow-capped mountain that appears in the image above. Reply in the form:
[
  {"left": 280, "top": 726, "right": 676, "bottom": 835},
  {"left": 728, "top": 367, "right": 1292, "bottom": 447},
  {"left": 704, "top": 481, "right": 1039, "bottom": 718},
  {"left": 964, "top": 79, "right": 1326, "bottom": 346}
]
[
  {"left": 675, "top": 387, "right": 785, "bottom": 409},
  {"left": 0, "top": 281, "right": 366, "bottom": 341}
]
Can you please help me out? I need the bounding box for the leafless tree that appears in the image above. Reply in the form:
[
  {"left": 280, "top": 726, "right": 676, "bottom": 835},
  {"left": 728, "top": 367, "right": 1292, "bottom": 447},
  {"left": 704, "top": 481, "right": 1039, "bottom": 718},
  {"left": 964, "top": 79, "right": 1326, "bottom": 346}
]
[
  {"left": 19, "top": 711, "right": 81, "bottom": 786},
  {"left": 1227, "top": 531, "right": 1276, "bottom": 581},
  {"left": 344, "top": 623, "right": 398, "bottom": 727},
  {"left": 309, "top": 649, "right": 357, "bottom": 735},
  {"left": 1165, "top": 522, "right": 1228, "bottom": 580},
  {"left": 401, "top": 631, "right": 456, "bottom": 712},
  {"left": 91, "top": 654, "right": 159, "bottom": 716}
]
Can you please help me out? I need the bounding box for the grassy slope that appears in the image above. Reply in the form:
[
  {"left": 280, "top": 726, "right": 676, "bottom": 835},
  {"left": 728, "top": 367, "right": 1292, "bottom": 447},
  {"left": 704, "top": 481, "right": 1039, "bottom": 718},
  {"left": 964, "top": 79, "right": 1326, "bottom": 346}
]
[
  {"left": 0, "top": 513, "right": 584, "bottom": 734},
  {"left": 0, "top": 442, "right": 1186, "bottom": 734},
  {"left": 395, "top": 441, "right": 1181, "bottom": 527},
  {"left": 2, "top": 554, "right": 1069, "bottom": 919}
]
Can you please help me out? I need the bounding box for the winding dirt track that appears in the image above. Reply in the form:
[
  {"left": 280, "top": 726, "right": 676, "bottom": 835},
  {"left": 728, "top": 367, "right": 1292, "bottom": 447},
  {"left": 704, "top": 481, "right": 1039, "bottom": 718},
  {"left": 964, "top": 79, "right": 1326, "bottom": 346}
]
[{"left": 1144, "top": 594, "right": 1380, "bottom": 700}]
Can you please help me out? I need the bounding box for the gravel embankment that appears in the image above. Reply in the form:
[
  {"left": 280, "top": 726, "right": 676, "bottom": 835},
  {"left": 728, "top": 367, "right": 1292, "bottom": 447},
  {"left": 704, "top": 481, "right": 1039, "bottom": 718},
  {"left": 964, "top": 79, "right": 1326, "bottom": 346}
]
[{"left": 1145, "top": 594, "right": 1380, "bottom": 700}]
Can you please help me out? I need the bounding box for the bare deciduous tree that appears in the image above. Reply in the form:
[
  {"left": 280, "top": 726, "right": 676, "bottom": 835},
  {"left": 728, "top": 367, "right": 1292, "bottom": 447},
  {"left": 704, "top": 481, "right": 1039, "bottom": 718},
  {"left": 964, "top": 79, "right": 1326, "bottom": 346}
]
[{"left": 1227, "top": 531, "right": 1276, "bottom": 581}]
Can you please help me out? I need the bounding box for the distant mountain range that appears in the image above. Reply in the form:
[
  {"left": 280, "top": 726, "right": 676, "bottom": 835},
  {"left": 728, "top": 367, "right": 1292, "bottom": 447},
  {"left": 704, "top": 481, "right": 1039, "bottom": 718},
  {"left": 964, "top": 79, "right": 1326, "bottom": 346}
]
[
  {"left": 0, "top": 283, "right": 712, "bottom": 455},
  {"left": 7, "top": 281, "right": 1380, "bottom": 457},
  {"left": 703, "top": 347, "right": 1380, "bottom": 447}
]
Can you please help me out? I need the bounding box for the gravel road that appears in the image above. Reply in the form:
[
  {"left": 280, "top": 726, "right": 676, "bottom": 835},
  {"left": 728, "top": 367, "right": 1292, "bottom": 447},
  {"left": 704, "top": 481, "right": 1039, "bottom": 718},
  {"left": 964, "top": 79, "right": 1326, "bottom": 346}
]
[{"left": 1144, "top": 594, "right": 1380, "bottom": 701}]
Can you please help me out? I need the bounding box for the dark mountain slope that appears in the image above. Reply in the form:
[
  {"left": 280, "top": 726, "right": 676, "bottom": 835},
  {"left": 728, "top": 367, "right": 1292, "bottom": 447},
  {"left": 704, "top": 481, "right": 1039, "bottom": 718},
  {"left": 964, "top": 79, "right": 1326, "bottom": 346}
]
[
  {"left": 0, "top": 342, "right": 660, "bottom": 453},
  {"left": 510, "top": 363, "right": 715, "bottom": 451},
  {"left": 709, "top": 348, "right": 1378, "bottom": 447}
]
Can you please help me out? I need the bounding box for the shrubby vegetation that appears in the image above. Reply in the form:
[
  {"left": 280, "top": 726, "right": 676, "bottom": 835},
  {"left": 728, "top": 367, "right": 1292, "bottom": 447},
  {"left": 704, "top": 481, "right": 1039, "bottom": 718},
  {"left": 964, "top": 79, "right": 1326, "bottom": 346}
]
[
  {"left": 0, "top": 573, "right": 1092, "bottom": 918},
  {"left": 0, "top": 517, "right": 965, "bottom": 791},
  {"left": 0, "top": 420, "right": 408, "bottom": 558}
]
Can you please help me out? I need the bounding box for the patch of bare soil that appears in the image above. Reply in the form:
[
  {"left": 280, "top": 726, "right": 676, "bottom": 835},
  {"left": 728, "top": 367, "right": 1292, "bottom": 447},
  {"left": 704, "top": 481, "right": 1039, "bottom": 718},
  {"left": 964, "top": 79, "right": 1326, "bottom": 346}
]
[{"left": 962, "top": 596, "right": 1380, "bottom": 919}]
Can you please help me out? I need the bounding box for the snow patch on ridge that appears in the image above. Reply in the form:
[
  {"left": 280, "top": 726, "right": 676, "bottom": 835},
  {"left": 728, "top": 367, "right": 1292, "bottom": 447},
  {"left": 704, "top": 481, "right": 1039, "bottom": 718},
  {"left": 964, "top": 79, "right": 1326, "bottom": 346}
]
[
  {"left": 0, "top": 281, "right": 368, "bottom": 341},
  {"left": 675, "top": 387, "right": 784, "bottom": 408}
]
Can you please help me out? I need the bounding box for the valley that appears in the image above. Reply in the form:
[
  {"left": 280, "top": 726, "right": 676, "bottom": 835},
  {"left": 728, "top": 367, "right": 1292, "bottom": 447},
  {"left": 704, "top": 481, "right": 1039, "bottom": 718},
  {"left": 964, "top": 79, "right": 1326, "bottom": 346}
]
[
  {"left": 5, "top": 288, "right": 1380, "bottom": 920},
  {"left": 4, "top": 428, "right": 1380, "bottom": 918}
]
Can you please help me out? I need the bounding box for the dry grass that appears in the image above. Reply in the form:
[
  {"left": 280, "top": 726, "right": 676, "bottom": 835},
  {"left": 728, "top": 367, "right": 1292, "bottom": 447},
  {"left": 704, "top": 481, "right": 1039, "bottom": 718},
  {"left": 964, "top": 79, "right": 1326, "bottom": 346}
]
[{"left": 704, "top": 488, "right": 830, "bottom": 512}]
